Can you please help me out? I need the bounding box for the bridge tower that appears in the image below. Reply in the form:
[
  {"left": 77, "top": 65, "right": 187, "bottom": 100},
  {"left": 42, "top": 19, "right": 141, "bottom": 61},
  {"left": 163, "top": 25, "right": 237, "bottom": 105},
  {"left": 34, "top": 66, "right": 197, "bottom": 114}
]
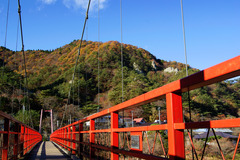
[{"left": 39, "top": 109, "right": 54, "bottom": 134}]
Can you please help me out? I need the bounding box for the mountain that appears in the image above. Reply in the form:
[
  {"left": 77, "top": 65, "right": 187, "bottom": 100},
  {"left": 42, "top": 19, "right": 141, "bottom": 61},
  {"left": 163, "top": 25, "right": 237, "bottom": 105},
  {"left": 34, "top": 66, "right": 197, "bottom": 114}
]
[{"left": 0, "top": 40, "right": 239, "bottom": 130}]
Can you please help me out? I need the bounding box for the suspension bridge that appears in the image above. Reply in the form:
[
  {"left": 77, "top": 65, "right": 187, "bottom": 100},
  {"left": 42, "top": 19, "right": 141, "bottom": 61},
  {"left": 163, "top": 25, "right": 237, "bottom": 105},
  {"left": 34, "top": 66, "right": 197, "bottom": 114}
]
[
  {"left": 1, "top": 0, "right": 240, "bottom": 160},
  {"left": 1, "top": 55, "right": 240, "bottom": 160}
]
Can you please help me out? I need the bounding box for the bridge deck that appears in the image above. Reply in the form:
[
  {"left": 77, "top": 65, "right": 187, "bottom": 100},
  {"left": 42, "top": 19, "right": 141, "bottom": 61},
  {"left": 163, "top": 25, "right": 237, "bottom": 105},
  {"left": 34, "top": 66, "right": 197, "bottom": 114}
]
[{"left": 24, "top": 141, "right": 72, "bottom": 160}]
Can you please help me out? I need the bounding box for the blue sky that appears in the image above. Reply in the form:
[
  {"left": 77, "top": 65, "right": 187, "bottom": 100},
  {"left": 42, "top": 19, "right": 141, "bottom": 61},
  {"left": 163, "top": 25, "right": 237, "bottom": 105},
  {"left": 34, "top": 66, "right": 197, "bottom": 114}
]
[{"left": 0, "top": 0, "right": 239, "bottom": 70}]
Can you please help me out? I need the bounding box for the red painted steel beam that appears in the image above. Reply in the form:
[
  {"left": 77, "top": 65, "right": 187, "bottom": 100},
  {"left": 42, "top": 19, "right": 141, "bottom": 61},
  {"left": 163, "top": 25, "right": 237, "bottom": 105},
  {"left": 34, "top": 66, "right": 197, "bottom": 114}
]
[
  {"left": 72, "top": 125, "right": 76, "bottom": 154},
  {"left": 79, "top": 123, "right": 83, "bottom": 160},
  {"left": 24, "top": 127, "right": 28, "bottom": 154},
  {"left": 0, "top": 111, "right": 42, "bottom": 159},
  {"left": 13, "top": 123, "right": 19, "bottom": 160},
  {"left": 90, "top": 129, "right": 111, "bottom": 133},
  {"left": 113, "top": 124, "right": 168, "bottom": 132},
  {"left": 2, "top": 118, "right": 10, "bottom": 160},
  {"left": 78, "top": 124, "right": 168, "bottom": 134},
  {"left": 68, "top": 126, "right": 71, "bottom": 151},
  {"left": 64, "top": 128, "right": 67, "bottom": 149},
  {"left": 167, "top": 93, "right": 185, "bottom": 160},
  {"left": 174, "top": 118, "right": 240, "bottom": 130},
  {"left": 90, "top": 119, "right": 95, "bottom": 159},
  {"left": 50, "top": 56, "right": 240, "bottom": 160},
  {"left": 20, "top": 125, "right": 24, "bottom": 157},
  {"left": 180, "top": 55, "right": 240, "bottom": 92},
  {"left": 111, "top": 112, "right": 119, "bottom": 159}
]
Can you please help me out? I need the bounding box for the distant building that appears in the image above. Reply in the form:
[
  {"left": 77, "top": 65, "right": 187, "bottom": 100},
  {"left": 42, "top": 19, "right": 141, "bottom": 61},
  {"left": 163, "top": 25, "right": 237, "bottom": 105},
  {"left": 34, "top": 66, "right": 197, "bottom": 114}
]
[
  {"left": 134, "top": 118, "right": 146, "bottom": 125},
  {"left": 119, "top": 118, "right": 134, "bottom": 127}
]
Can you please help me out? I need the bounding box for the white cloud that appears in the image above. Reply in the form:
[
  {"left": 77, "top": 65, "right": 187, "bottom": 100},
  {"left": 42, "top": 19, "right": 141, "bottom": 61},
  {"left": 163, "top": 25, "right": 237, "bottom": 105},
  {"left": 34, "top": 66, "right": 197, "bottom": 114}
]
[
  {"left": 63, "top": 0, "right": 107, "bottom": 11},
  {"left": 41, "top": 0, "right": 57, "bottom": 5}
]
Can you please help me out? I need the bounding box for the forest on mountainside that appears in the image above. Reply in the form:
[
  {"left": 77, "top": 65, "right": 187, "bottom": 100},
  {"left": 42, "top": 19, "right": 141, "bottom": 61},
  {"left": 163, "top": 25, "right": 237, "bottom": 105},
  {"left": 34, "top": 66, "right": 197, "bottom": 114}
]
[{"left": 0, "top": 40, "right": 239, "bottom": 135}]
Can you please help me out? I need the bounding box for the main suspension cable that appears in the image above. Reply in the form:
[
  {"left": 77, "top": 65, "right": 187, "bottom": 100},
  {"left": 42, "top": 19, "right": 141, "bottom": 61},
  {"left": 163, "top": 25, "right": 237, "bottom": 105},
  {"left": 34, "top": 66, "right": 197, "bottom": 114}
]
[
  {"left": 120, "top": 0, "right": 125, "bottom": 127},
  {"left": 120, "top": 0, "right": 124, "bottom": 103},
  {"left": 11, "top": 17, "right": 20, "bottom": 115},
  {"left": 1, "top": 0, "right": 10, "bottom": 110},
  {"left": 180, "top": 0, "right": 193, "bottom": 159},
  {"left": 4, "top": 0, "right": 10, "bottom": 48},
  {"left": 180, "top": 0, "right": 188, "bottom": 77},
  {"left": 18, "top": 0, "right": 34, "bottom": 127},
  {"left": 84, "top": 21, "right": 88, "bottom": 105},
  {"left": 60, "top": 0, "right": 92, "bottom": 128},
  {"left": 97, "top": 0, "right": 100, "bottom": 112}
]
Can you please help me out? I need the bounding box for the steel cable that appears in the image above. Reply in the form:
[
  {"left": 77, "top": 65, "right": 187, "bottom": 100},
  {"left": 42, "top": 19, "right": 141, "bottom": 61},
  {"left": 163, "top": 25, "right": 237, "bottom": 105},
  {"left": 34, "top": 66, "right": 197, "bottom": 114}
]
[
  {"left": 1, "top": 0, "right": 11, "bottom": 109},
  {"left": 60, "top": 0, "right": 92, "bottom": 128},
  {"left": 18, "top": 0, "right": 34, "bottom": 127},
  {"left": 4, "top": 0, "right": 10, "bottom": 48},
  {"left": 180, "top": 0, "right": 194, "bottom": 159},
  {"left": 97, "top": 0, "right": 100, "bottom": 112}
]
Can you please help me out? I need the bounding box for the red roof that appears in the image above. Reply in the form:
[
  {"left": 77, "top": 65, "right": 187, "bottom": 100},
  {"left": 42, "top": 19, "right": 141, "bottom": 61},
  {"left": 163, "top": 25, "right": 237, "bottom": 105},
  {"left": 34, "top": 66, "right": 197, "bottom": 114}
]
[{"left": 134, "top": 118, "right": 144, "bottom": 123}]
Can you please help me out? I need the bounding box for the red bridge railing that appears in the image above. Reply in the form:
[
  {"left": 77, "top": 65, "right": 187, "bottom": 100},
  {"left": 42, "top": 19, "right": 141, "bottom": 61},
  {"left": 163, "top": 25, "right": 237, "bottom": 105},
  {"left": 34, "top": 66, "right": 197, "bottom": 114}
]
[
  {"left": 50, "top": 56, "right": 240, "bottom": 160},
  {"left": 0, "top": 111, "right": 42, "bottom": 160}
]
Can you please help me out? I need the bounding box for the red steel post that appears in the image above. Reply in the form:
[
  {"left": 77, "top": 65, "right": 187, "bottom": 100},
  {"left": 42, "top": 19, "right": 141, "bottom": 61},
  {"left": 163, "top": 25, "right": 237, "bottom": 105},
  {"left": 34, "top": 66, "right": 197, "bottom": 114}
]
[
  {"left": 62, "top": 128, "right": 64, "bottom": 147},
  {"left": 24, "top": 126, "right": 26, "bottom": 154},
  {"left": 29, "top": 129, "right": 32, "bottom": 150},
  {"left": 25, "top": 127, "right": 28, "bottom": 153},
  {"left": 90, "top": 119, "right": 95, "bottom": 159},
  {"left": 79, "top": 123, "right": 83, "bottom": 159},
  {"left": 20, "top": 125, "right": 24, "bottom": 157},
  {"left": 13, "top": 123, "right": 19, "bottom": 160},
  {"left": 64, "top": 128, "right": 67, "bottom": 149},
  {"left": 2, "top": 118, "right": 10, "bottom": 160},
  {"left": 111, "top": 112, "right": 119, "bottom": 159},
  {"left": 167, "top": 92, "right": 185, "bottom": 160},
  {"left": 72, "top": 125, "right": 76, "bottom": 154},
  {"left": 68, "top": 126, "right": 71, "bottom": 151}
]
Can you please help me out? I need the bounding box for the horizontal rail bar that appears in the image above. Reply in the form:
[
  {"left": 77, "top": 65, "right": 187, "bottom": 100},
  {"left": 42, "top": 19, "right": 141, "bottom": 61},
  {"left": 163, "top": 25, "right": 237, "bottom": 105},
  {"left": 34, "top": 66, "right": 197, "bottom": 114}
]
[
  {"left": 0, "top": 111, "right": 42, "bottom": 160},
  {"left": 0, "top": 111, "right": 38, "bottom": 131},
  {"left": 175, "top": 118, "right": 240, "bottom": 130}
]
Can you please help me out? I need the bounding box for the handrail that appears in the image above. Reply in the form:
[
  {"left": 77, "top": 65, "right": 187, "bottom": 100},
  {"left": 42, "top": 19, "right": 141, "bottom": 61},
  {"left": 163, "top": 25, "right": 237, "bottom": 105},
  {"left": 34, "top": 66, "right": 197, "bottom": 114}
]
[
  {"left": 51, "top": 55, "right": 240, "bottom": 160},
  {"left": 0, "top": 111, "right": 42, "bottom": 160}
]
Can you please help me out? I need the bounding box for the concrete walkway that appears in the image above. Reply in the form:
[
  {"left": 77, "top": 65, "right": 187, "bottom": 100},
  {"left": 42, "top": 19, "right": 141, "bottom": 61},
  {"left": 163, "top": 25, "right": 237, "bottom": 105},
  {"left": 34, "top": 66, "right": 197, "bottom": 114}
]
[{"left": 25, "top": 141, "right": 72, "bottom": 160}]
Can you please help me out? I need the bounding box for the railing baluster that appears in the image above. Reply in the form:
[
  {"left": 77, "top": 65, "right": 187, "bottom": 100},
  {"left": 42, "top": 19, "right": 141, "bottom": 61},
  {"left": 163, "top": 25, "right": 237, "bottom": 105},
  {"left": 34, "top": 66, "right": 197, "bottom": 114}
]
[
  {"left": 2, "top": 118, "right": 9, "bottom": 160},
  {"left": 0, "top": 112, "right": 41, "bottom": 159},
  {"left": 167, "top": 92, "right": 185, "bottom": 160},
  {"left": 13, "top": 123, "right": 19, "bottom": 160},
  {"left": 111, "top": 112, "right": 119, "bottom": 159},
  {"left": 72, "top": 125, "right": 76, "bottom": 154},
  {"left": 90, "top": 119, "right": 95, "bottom": 159}
]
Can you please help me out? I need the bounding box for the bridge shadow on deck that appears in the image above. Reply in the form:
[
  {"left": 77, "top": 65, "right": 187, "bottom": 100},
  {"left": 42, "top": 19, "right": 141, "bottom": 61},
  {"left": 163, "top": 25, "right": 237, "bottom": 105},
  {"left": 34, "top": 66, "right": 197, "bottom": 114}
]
[{"left": 24, "top": 141, "right": 72, "bottom": 160}]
